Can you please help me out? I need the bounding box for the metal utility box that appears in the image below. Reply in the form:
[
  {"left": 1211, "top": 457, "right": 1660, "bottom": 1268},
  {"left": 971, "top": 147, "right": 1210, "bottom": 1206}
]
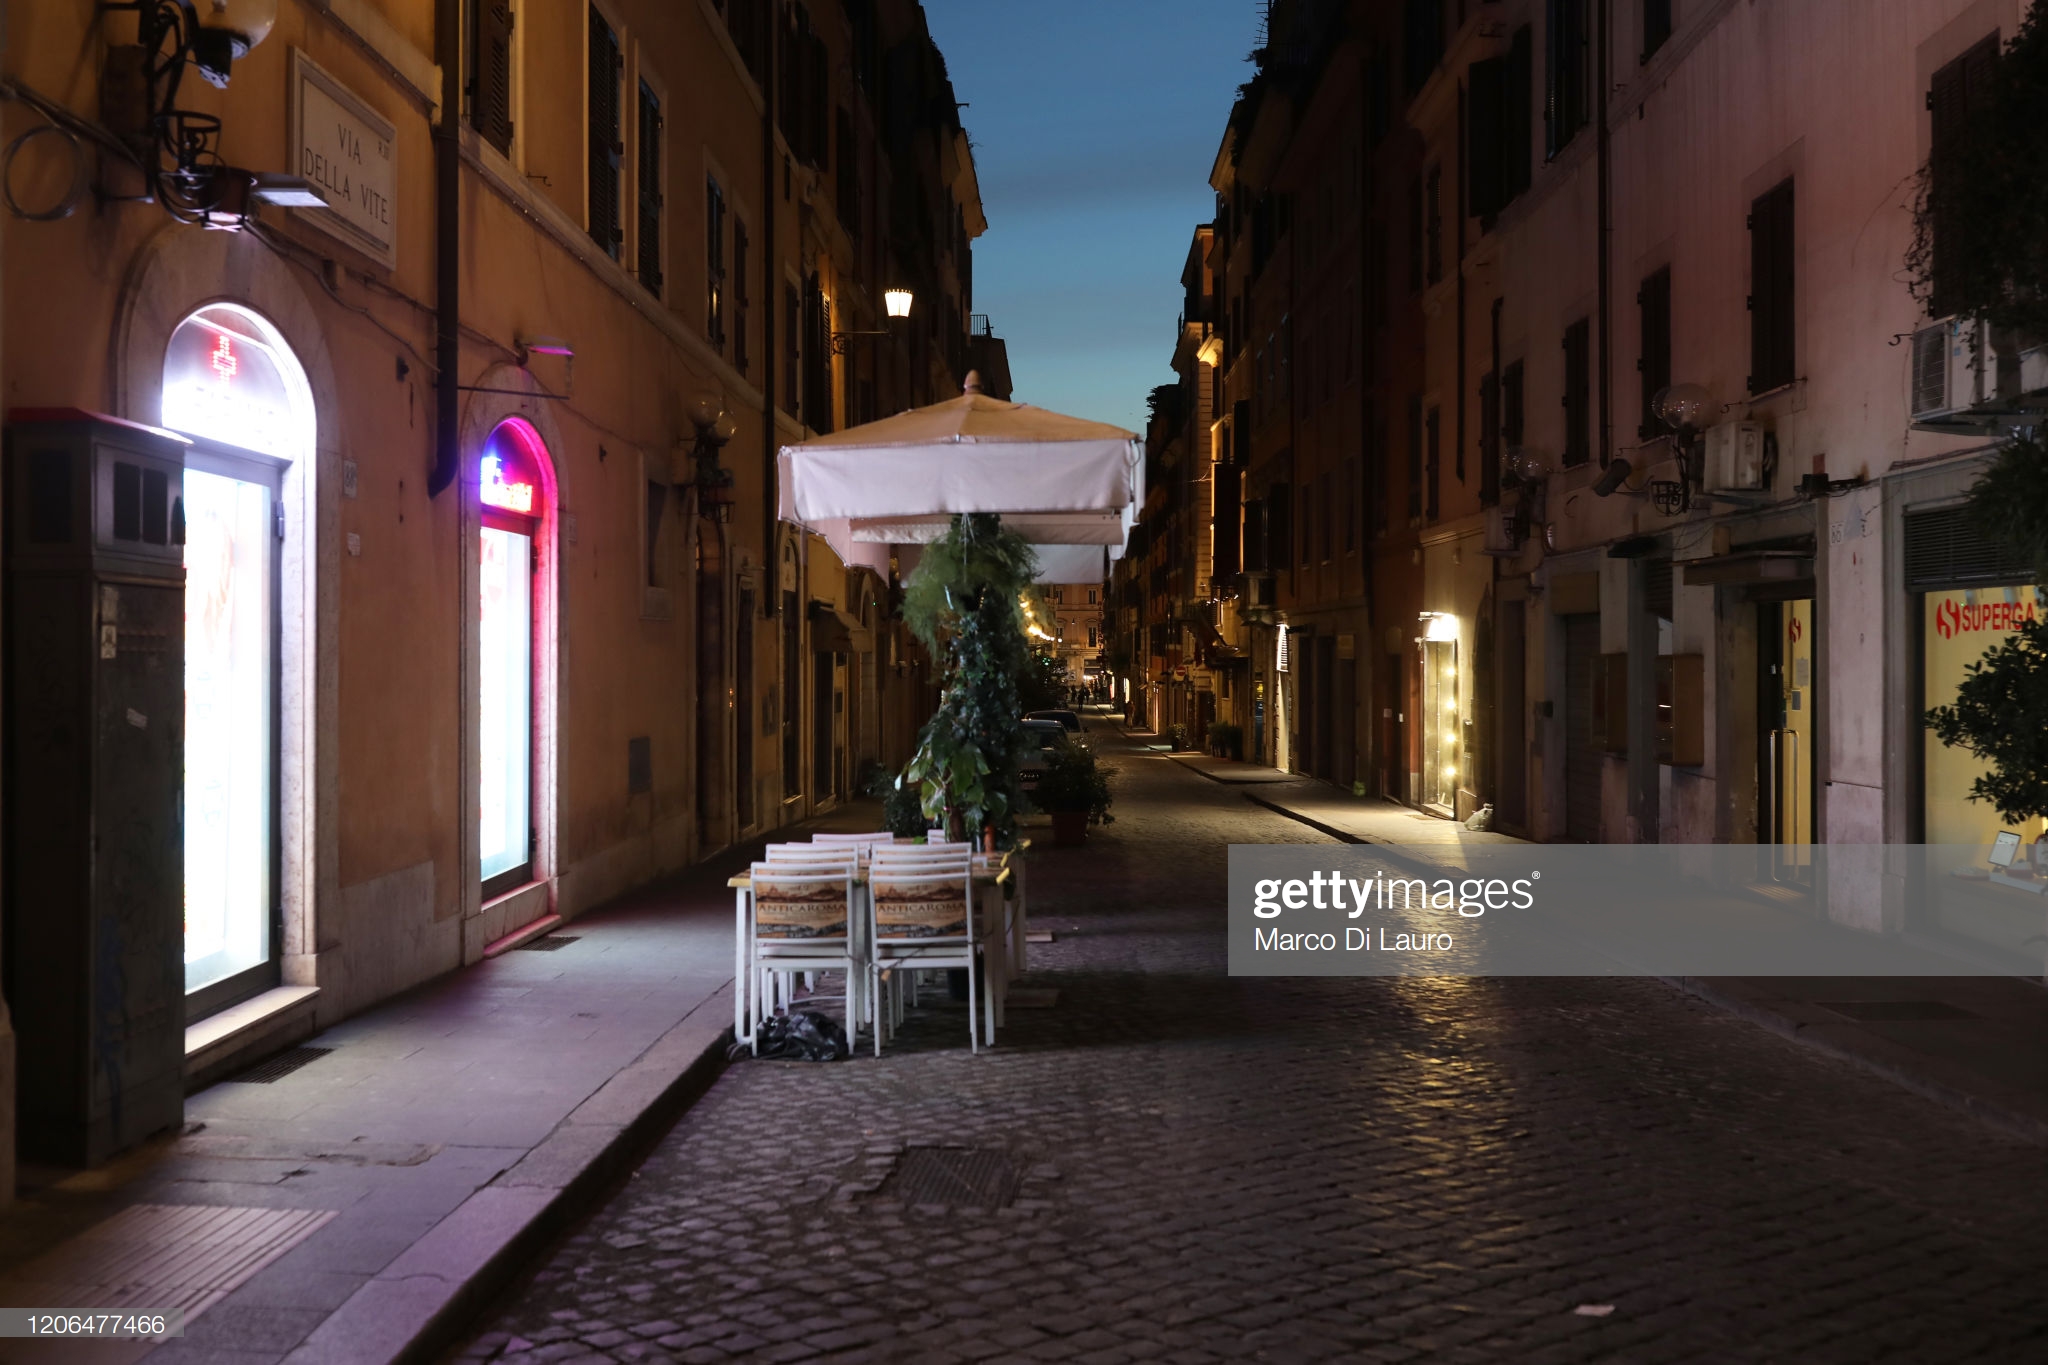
[
  {"left": 1655, "top": 654, "right": 1706, "bottom": 767},
  {"left": 4, "top": 409, "right": 188, "bottom": 1166}
]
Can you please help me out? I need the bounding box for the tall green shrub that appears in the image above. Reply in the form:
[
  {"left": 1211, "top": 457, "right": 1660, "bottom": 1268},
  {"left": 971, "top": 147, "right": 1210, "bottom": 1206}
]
[{"left": 898, "top": 514, "right": 1038, "bottom": 845}]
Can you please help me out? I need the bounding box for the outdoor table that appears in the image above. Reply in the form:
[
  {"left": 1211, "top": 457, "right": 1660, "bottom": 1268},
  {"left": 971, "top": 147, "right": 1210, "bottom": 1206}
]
[{"left": 730, "top": 851, "right": 1015, "bottom": 1049}]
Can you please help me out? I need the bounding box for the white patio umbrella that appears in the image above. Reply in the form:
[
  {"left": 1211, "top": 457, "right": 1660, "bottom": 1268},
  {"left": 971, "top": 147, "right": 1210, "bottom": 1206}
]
[{"left": 777, "top": 375, "right": 1142, "bottom": 565}]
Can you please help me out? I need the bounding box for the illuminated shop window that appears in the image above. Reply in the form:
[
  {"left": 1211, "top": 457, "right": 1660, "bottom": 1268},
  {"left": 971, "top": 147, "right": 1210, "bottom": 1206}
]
[
  {"left": 163, "top": 304, "right": 315, "bottom": 1008},
  {"left": 480, "top": 421, "right": 546, "bottom": 893}
]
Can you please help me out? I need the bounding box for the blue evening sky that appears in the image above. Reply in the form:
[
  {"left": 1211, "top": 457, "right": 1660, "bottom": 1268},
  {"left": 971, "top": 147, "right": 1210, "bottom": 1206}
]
[{"left": 920, "top": 2, "right": 1259, "bottom": 435}]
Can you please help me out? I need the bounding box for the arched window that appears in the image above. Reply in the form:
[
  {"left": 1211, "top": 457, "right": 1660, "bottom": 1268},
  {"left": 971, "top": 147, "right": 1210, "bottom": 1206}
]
[
  {"left": 479, "top": 420, "right": 547, "bottom": 893},
  {"left": 162, "top": 304, "right": 315, "bottom": 1013}
]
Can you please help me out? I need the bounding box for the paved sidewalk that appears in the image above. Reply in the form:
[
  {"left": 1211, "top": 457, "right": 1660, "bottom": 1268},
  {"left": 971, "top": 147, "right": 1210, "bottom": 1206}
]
[
  {"left": 1154, "top": 744, "right": 2048, "bottom": 1145},
  {"left": 0, "top": 810, "right": 881, "bottom": 1365}
]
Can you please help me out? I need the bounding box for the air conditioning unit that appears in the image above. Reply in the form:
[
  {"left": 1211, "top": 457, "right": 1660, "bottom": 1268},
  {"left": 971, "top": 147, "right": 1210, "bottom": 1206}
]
[
  {"left": 1910, "top": 317, "right": 1990, "bottom": 422},
  {"left": 1702, "top": 421, "right": 1765, "bottom": 492}
]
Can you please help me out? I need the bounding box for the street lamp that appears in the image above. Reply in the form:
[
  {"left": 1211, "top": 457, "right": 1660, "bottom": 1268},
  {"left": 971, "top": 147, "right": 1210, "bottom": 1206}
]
[
  {"left": 832, "top": 288, "right": 915, "bottom": 353},
  {"left": 687, "top": 393, "right": 738, "bottom": 524}
]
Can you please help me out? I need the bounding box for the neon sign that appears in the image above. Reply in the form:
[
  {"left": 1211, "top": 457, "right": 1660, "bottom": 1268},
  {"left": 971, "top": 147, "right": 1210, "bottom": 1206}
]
[
  {"left": 210, "top": 333, "right": 238, "bottom": 383},
  {"left": 480, "top": 453, "right": 536, "bottom": 514}
]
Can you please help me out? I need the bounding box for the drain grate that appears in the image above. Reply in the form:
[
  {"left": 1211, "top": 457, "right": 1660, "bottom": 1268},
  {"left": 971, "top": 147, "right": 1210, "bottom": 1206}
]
[
  {"left": 1817, "top": 1000, "right": 1975, "bottom": 1022},
  {"left": 876, "top": 1146, "right": 1018, "bottom": 1210},
  {"left": 514, "top": 935, "right": 580, "bottom": 951},
  {"left": 229, "top": 1046, "right": 333, "bottom": 1084}
]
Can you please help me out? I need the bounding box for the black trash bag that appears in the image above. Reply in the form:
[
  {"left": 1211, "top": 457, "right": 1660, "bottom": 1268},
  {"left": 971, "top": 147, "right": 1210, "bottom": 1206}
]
[{"left": 747, "top": 1010, "right": 850, "bottom": 1062}]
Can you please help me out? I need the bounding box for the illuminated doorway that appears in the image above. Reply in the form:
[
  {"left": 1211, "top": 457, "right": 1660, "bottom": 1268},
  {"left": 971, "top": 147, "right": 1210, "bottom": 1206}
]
[
  {"left": 1760, "top": 597, "right": 1814, "bottom": 888},
  {"left": 162, "top": 303, "right": 314, "bottom": 1016},
  {"left": 479, "top": 421, "right": 547, "bottom": 895},
  {"left": 1419, "top": 629, "right": 1459, "bottom": 815}
]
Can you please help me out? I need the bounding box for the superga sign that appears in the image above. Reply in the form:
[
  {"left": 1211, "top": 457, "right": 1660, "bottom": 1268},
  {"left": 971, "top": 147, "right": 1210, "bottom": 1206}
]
[
  {"left": 288, "top": 50, "right": 397, "bottom": 269},
  {"left": 1932, "top": 594, "right": 2037, "bottom": 639}
]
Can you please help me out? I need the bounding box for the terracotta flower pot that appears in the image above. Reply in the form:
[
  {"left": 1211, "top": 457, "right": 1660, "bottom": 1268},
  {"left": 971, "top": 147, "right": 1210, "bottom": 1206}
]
[{"left": 1050, "top": 810, "right": 1089, "bottom": 846}]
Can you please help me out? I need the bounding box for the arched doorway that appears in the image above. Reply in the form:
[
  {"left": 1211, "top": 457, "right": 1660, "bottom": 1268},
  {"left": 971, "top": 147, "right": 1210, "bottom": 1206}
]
[
  {"left": 478, "top": 419, "right": 552, "bottom": 897},
  {"left": 161, "top": 303, "right": 316, "bottom": 1017}
]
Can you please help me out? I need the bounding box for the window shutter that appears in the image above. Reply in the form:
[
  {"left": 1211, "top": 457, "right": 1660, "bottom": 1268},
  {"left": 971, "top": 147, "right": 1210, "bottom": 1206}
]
[
  {"left": 1505, "top": 27, "right": 1533, "bottom": 198},
  {"left": 1748, "top": 180, "right": 1794, "bottom": 393},
  {"left": 474, "top": 1, "right": 515, "bottom": 155},
  {"left": 636, "top": 83, "right": 663, "bottom": 295},
  {"left": 1213, "top": 461, "right": 1242, "bottom": 578},
  {"left": 1904, "top": 506, "right": 2031, "bottom": 591},
  {"left": 1928, "top": 35, "right": 1998, "bottom": 316},
  {"left": 1468, "top": 56, "right": 1506, "bottom": 219},
  {"left": 1642, "top": 0, "right": 1673, "bottom": 60},
  {"left": 587, "top": 10, "right": 623, "bottom": 257}
]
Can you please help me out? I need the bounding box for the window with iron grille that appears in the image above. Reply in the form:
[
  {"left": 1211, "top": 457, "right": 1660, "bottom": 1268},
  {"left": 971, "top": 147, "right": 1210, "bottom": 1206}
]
[
  {"left": 1642, "top": 0, "right": 1672, "bottom": 61},
  {"left": 706, "top": 177, "right": 727, "bottom": 348},
  {"left": 1748, "top": 180, "right": 1794, "bottom": 394},
  {"left": 1638, "top": 266, "right": 1670, "bottom": 436},
  {"left": 635, "top": 81, "right": 663, "bottom": 296},
  {"left": 1562, "top": 318, "right": 1590, "bottom": 466},
  {"left": 587, "top": 7, "right": 623, "bottom": 259},
  {"left": 470, "top": 0, "right": 515, "bottom": 155},
  {"left": 1545, "top": 0, "right": 1588, "bottom": 157}
]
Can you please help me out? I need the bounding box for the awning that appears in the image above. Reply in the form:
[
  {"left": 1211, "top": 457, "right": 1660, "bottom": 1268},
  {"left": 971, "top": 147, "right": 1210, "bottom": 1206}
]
[
  {"left": 778, "top": 383, "right": 1142, "bottom": 562},
  {"left": 1680, "top": 549, "right": 1814, "bottom": 587},
  {"left": 808, "top": 602, "right": 866, "bottom": 653},
  {"left": 1030, "top": 543, "right": 1109, "bottom": 584}
]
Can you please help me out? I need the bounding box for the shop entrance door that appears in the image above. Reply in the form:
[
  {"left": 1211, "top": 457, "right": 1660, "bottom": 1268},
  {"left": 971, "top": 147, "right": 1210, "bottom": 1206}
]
[{"left": 1759, "top": 597, "right": 1815, "bottom": 888}]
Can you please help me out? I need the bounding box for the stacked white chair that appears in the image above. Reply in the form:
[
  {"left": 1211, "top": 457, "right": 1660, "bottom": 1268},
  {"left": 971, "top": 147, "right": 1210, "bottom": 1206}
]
[
  {"left": 748, "top": 853, "right": 859, "bottom": 1051},
  {"left": 867, "top": 844, "right": 987, "bottom": 1053}
]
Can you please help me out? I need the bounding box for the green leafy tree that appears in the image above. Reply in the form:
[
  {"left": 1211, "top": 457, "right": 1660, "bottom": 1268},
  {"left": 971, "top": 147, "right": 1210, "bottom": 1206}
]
[{"left": 898, "top": 514, "right": 1038, "bottom": 845}]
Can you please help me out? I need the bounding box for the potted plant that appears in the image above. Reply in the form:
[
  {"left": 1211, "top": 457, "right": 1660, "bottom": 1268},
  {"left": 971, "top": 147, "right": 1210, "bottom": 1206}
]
[
  {"left": 1208, "top": 721, "right": 1243, "bottom": 760},
  {"left": 1167, "top": 722, "right": 1189, "bottom": 752},
  {"left": 1036, "top": 738, "right": 1114, "bottom": 846}
]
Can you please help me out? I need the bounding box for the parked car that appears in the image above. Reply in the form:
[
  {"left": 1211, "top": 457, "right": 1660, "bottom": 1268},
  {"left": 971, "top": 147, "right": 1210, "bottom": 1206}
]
[
  {"left": 1018, "top": 718, "right": 1067, "bottom": 793},
  {"left": 1025, "top": 708, "right": 1083, "bottom": 733}
]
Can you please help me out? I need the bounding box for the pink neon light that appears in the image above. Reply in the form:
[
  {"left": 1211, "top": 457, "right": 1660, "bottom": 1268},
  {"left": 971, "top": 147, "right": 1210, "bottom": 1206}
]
[
  {"left": 210, "top": 333, "right": 238, "bottom": 383},
  {"left": 480, "top": 453, "right": 536, "bottom": 514}
]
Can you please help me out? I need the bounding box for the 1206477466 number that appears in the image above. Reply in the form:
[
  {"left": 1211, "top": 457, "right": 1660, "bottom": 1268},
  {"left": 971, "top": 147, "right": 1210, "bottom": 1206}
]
[{"left": 2, "top": 1309, "right": 182, "bottom": 1338}]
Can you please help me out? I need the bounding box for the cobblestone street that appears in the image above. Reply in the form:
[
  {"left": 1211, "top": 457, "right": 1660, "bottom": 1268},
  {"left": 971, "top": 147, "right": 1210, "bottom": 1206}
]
[{"left": 454, "top": 731, "right": 2048, "bottom": 1364}]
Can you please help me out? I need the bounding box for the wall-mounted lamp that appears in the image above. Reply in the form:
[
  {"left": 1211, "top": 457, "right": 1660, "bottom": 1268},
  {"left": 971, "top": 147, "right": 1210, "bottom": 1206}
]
[
  {"left": 832, "top": 288, "right": 915, "bottom": 353},
  {"left": 1419, "top": 611, "right": 1459, "bottom": 642},
  {"left": 687, "top": 393, "right": 738, "bottom": 524},
  {"left": 100, "top": 0, "right": 291, "bottom": 226}
]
